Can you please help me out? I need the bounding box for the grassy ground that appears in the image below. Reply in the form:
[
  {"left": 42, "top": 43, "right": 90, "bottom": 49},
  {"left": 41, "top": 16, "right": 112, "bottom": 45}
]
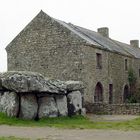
[
  {"left": 0, "top": 136, "right": 30, "bottom": 140},
  {"left": 0, "top": 113, "right": 140, "bottom": 130},
  {"left": 0, "top": 137, "right": 43, "bottom": 140}
]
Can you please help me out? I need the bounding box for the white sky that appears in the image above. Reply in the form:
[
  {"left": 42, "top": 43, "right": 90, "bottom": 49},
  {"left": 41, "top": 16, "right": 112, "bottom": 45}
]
[{"left": 0, "top": 0, "right": 140, "bottom": 72}]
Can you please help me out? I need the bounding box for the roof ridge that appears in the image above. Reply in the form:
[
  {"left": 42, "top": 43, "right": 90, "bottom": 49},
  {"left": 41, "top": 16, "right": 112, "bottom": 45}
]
[
  {"left": 112, "top": 39, "right": 130, "bottom": 46},
  {"left": 111, "top": 39, "right": 134, "bottom": 57},
  {"left": 68, "top": 23, "right": 104, "bottom": 47}
]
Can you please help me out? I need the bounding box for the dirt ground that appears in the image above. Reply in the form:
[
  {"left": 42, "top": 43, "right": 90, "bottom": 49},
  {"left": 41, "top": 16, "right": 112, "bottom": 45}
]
[
  {"left": 0, "top": 115, "right": 140, "bottom": 140},
  {"left": 0, "top": 125, "right": 140, "bottom": 140}
]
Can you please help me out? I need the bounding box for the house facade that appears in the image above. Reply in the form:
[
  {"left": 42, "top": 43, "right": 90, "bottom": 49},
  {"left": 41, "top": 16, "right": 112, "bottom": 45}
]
[{"left": 6, "top": 11, "right": 140, "bottom": 105}]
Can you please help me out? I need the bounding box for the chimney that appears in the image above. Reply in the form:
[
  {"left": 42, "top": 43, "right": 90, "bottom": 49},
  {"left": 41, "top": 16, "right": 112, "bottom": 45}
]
[
  {"left": 97, "top": 27, "right": 109, "bottom": 38},
  {"left": 130, "top": 40, "right": 139, "bottom": 48}
]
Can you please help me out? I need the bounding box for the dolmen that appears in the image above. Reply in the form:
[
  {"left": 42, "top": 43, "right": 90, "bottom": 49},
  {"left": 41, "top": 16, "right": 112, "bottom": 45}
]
[{"left": 0, "top": 71, "right": 85, "bottom": 120}]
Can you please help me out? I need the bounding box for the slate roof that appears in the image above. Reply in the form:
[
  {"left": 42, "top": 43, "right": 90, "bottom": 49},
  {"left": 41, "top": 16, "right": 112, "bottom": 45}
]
[{"left": 54, "top": 13, "right": 140, "bottom": 58}]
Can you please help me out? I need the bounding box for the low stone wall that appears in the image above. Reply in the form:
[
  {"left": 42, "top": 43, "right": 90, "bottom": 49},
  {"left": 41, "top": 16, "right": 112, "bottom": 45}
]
[
  {"left": 0, "top": 71, "right": 85, "bottom": 120},
  {"left": 85, "top": 103, "right": 140, "bottom": 115}
]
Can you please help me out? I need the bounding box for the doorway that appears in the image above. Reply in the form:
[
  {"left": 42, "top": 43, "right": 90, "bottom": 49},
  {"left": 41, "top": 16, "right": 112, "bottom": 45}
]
[
  {"left": 94, "top": 82, "right": 103, "bottom": 103},
  {"left": 123, "top": 85, "right": 129, "bottom": 103}
]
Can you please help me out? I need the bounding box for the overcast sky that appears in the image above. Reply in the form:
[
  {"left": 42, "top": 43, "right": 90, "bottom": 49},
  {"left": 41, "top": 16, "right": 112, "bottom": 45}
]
[{"left": 0, "top": 0, "right": 140, "bottom": 72}]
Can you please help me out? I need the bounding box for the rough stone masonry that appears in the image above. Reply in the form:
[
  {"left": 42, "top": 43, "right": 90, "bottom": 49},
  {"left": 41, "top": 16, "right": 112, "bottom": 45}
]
[{"left": 0, "top": 71, "right": 85, "bottom": 120}]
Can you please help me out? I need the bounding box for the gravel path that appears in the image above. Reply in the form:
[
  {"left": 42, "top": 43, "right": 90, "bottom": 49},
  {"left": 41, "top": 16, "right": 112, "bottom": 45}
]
[
  {"left": 0, "top": 115, "right": 140, "bottom": 140},
  {"left": 0, "top": 125, "right": 140, "bottom": 140}
]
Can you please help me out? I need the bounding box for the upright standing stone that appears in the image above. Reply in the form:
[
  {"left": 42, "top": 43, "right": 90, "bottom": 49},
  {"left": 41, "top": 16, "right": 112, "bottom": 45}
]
[
  {"left": 0, "top": 92, "right": 19, "bottom": 117},
  {"left": 55, "top": 95, "right": 68, "bottom": 116},
  {"left": 67, "top": 91, "right": 82, "bottom": 116},
  {"left": 38, "top": 96, "right": 58, "bottom": 118},
  {"left": 19, "top": 94, "right": 38, "bottom": 120}
]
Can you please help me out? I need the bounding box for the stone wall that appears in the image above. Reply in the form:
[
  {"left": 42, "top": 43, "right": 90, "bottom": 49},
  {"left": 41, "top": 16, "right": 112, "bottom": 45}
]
[
  {"left": 0, "top": 71, "right": 85, "bottom": 120},
  {"left": 6, "top": 11, "right": 85, "bottom": 81},
  {"left": 86, "top": 103, "right": 140, "bottom": 115},
  {"left": 108, "top": 52, "right": 132, "bottom": 104}
]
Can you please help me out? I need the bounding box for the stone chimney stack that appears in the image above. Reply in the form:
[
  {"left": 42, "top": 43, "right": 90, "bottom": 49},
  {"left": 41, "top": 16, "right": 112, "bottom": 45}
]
[
  {"left": 130, "top": 40, "right": 139, "bottom": 48},
  {"left": 97, "top": 27, "right": 109, "bottom": 38}
]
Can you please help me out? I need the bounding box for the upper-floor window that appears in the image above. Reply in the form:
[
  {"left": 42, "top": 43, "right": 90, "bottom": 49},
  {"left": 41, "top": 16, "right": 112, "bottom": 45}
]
[
  {"left": 125, "top": 59, "right": 128, "bottom": 71},
  {"left": 96, "top": 53, "right": 102, "bottom": 69}
]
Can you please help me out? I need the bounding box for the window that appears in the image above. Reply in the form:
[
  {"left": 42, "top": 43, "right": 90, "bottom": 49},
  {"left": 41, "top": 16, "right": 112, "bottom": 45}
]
[
  {"left": 0, "top": 79, "right": 2, "bottom": 91},
  {"left": 109, "top": 84, "right": 113, "bottom": 104},
  {"left": 125, "top": 59, "right": 128, "bottom": 71},
  {"left": 96, "top": 53, "right": 102, "bottom": 69}
]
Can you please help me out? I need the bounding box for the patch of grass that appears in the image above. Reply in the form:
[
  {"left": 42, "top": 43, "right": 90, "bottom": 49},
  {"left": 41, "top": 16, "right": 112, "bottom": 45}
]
[
  {"left": 0, "top": 136, "right": 29, "bottom": 140},
  {"left": 0, "top": 113, "right": 140, "bottom": 130}
]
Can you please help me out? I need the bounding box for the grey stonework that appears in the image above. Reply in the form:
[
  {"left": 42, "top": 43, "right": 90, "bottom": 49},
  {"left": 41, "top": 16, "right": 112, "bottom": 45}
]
[
  {"left": 0, "top": 71, "right": 84, "bottom": 119},
  {"left": 38, "top": 96, "right": 58, "bottom": 118},
  {"left": 86, "top": 103, "right": 140, "bottom": 115},
  {"left": 5, "top": 10, "right": 140, "bottom": 106},
  {"left": 55, "top": 95, "right": 68, "bottom": 116},
  {"left": 0, "top": 71, "right": 67, "bottom": 94},
  {"left": 97, "top": 27, "right": 109, "bottom": 38},
  {"left": 65, "top": 81, "right": 84, "bottom": 92},
  {"left": 19, "top": 94, "right": 38, "bottom": 120},
  {"left": 0, "top": 92, "right": 19, "bottom": 117},
  {"left": 67, "top": 91, "right": 82, "bottom": 115}
]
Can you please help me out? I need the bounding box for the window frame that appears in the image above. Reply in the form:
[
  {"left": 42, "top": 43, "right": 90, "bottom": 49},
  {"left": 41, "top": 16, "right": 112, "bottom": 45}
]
[
  {"left": 96, "top": 53, "right": 102, "bottom": 69},
  {"left": 124, "top": 59, "right": 128, "bottom": 71}
]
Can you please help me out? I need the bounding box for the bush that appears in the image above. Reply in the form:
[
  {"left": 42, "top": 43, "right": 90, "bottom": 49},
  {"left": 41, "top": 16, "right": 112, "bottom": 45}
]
[{"left": 126, "top": 69, "right": 140, "bottom": 103}]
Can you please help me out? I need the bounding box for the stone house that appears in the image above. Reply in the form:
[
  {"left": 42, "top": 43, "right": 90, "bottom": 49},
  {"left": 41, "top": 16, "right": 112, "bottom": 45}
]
[{"left": 6, "top": 10, "right": 140, "bottom": 105}]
